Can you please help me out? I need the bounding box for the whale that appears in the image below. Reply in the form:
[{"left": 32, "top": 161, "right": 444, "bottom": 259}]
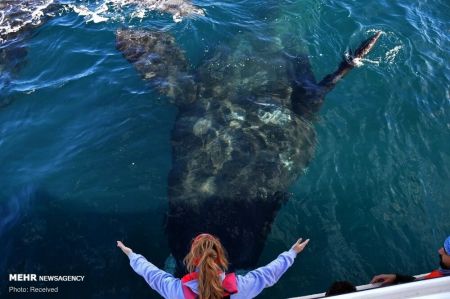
[
  {"left": 116, "top": 28, "right": 382, "bottom": 272},
  {"left": 0, "top": 0, "right": 203, "bottom": 108}
]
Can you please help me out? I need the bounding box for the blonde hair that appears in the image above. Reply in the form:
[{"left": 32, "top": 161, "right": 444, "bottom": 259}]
[{"left": 183, "top": 234, "right": 229, "bottom": 299}]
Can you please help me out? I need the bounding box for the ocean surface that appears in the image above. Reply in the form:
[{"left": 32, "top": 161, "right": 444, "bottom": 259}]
[{"left": 1, "top": 0, "right": 449, "bottom": 298}]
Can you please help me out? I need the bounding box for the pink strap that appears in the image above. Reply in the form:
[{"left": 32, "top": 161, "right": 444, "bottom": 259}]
[
  {"left": 182, "top": 284, "right": 197, "bottom": 299},
  {"left": 181, "top": 272, "right": 238, "bottom": 299},
  {"left": 223, "top": 273, "right": 238, "bottom": 294}
]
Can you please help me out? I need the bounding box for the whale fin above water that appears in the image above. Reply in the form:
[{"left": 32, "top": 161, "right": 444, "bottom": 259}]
[
  {"left": 116, "top": 29, "right": 197, "bottom": 106},
  {"left": 319, "top": 31, "right": 382, "bottom": 92},
  {"left": 291, "top": 31, "right": 382, "bottom": 117}
]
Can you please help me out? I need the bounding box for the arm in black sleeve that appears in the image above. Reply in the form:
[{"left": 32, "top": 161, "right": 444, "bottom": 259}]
[{"left": 394, "top": 273, "right": 416, "bottom": 283}]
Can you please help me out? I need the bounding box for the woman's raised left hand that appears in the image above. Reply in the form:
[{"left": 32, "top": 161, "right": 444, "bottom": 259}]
[{"left": 117, "top": 241, "right": 133, "bottom": 256}]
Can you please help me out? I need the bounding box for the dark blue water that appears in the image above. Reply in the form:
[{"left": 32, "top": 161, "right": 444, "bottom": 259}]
[{"left": 1, "top": 0, "right": 449, "bottom": 298}]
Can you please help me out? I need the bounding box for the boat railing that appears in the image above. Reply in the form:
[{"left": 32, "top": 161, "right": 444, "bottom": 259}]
[{"left": 287, "top": 274, "right": 450, "bottom": 299}]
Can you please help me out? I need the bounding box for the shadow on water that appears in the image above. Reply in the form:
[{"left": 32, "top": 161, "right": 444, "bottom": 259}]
[
  {"left": 0, "top": 41, "right": 28, "bottom": 108},
  {"left": 0, "top": 0, "right": 63, "bottom": 109},
  {"left": 0, "top": 186, "right": 168, "bottom": 299}
]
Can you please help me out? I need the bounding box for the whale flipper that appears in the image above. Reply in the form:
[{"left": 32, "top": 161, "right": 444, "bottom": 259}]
[
  {"left": 291, "top": 32, "right": 382, "bottom": 117},
  {"left": 116, "top": 29, "right": 196, "bottom": 106},
  {"left": 319, "top": 31, "right": 382, "bottom": 92}
]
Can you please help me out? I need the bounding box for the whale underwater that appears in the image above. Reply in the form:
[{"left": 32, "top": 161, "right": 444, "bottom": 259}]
[
  {"left": 0, "top": 0, "right": 204, "bottom": 107},
  {"left": 116, "top": 28, "right": 382, "bottom": 272},
  {"left": 1, "top": 0, "right": 382, "bottom": 273}
]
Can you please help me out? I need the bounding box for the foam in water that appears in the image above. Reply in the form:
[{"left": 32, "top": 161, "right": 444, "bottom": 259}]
[
  {"left": 66, "top": 0, "right": 205, "bottom": 23},
  {"left": 66, "top": 3, "right": 109, "bottom": 23},
  {"left": 0, "top": 0, "right": 57, "bottom": 43},
  {"left": 0, "top": 0, "right": 204, "bottom": 43},
  {"left": 367, "top": 29, "right": 404, "bottom": 65},
  {"left": 344, "top": 30, "right": 403, "bottom": 67},
  {"left": 385, "top": 45, "right": 403, "bottom": 64}
]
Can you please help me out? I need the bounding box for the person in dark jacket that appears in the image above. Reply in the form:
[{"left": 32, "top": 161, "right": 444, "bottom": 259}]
[
  {"left": 325, "top": 281, "right": 356, "bottom": 296},
  {"left": 370, "top": 235, "right": 450, "bottom": 285}
]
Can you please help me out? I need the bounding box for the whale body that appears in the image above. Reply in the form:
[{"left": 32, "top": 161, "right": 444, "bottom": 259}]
[{"left": 117, "top": 29, "right": 381, "bottom": 272}]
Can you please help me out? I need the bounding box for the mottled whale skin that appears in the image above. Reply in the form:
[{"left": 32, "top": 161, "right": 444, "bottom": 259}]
[{"left": 116, "top": 29, "right": 381, "bottom": 272}]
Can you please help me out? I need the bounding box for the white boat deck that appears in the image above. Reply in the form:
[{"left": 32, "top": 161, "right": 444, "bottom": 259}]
[{"left": 288, "top": 275, "right": 450, "bottom": 299}]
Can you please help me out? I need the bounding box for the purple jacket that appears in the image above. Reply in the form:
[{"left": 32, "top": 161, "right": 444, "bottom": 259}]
[{"left": 127, "top": 249, "right": 298, "bottom": 298}]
